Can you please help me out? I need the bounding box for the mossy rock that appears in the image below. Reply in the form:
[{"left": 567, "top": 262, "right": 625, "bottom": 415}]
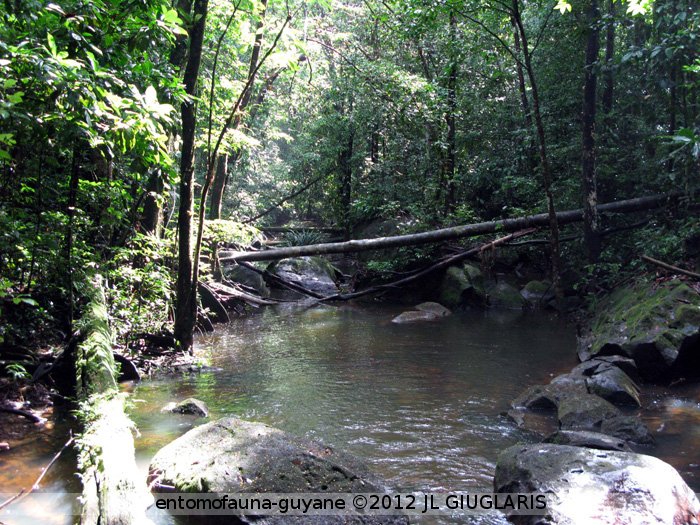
[
  {"left": 438, "top": 263, "right": 486, "bottom": 308},
  {"left": 520, "top": 279, "right": 554, "bottom": 307},
  {"left": 225, "top": 264, "right": 270, "bottom": 297},
  {"left": 148, "top": 418, "right": 408, "bottom": 524},
  {"left": 579, "top": 279, "right": 700, "bottom": 383},
  {"left": 487, "top": 281, "right": 526, "bottom": 309}
]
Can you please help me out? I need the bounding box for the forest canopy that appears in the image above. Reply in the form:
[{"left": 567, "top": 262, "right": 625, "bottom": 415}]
[{"left": 0, "top": 0, "right": 697, "bottom": 353}]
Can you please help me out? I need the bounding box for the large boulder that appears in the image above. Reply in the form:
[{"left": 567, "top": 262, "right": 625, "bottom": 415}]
[
  {"left": 556, "top": 394, "right": 620, "bottom": 431},
  {"left": 438, "top": 264, "right": 486, "bottom": 308},
  {"left": 578, "top": 279, "right": 700, "bottom": 383},
  {"left": 225, "top": 264, "right": 270, "bottom": 297},
  {"left": 568, "top": 359, "right": 641, "bottom": 407},
  {"left": 520, "top": 280, "right": 555, "bottom": 307},
  {"left": 268, "top": 257, "right": 339, "bottom": 296},
  {"left": 494, "top": 444, "right": 700, "bottom": 525},
  {"left": 148, "top": 418, "right": 406, "bottom": 525},
  {"left": 487, "top": 281, "right": 526, "bottom": 309},
  {"left": 511, "top": 381, "right": 587, "bottom": 411},
  {"left": 600, "top": 415, "right": 655, "bottom": 445}
]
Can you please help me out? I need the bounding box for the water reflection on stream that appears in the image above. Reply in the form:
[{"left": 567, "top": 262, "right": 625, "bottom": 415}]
[
  {"left": 1, "top": 303, "right": 699, "bottom": 524},
  {"left": 130, "top": 304, "right": 578, "bottom": 524}
]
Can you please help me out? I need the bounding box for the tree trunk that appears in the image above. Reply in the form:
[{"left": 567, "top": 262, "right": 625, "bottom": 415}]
[
  {"left": 174, "top": 0, "right": 209, "bottom": 352},
  {"left": 582, "top": 0, "right": 602, "bottom": 263},
  {"left": 338, "top": 130, "right": 354, "bottom": 241},
  {"left": 511, "top": 15, "right": 532, "bottom": 129},
  {"left": 512, "top": 0, "right": 563, "bottom": 304},
  {"left": 443, "top": 11, "right": 458, "bottom": 215},
  {"left": 207, "top": 0, "right": 268, "bottom": 217},
  {"left": 208, "top": 154, "right": 228, "bottom": 220},
  {"left": 219, "top": 192, "right": 686, "bottom": 263},
  {"left": 140, "top": 170, "right": 164, "bottom": 236},
  {"left": 602, "top": 0, "right": 615, "bottom": 114}
]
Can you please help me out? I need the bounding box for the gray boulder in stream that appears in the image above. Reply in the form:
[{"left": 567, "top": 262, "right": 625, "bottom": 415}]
[
  {"left": 494, "top": 443, "right": 700, "bottom": 525},
  {"left": 148, "top": 417, "right": 408, "bottom": 524},
  {"left": 267, "top": 257, "right": 339, "bottom": 296}
]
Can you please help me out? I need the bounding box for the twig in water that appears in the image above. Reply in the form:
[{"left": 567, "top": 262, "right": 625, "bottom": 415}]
[{"left": 0, "top": 435, "right": 74, "bottom": 511}]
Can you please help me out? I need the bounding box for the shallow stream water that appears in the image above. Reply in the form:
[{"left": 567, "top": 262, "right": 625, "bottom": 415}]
[{"left": 1, "top": 303, "right": 699, "bottom": 524}]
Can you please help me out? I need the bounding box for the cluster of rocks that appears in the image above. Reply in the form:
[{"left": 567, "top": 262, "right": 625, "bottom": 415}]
[
  {"left": 496, "top": 278, "right": 700, "bottom": 524},
  {"left": 225, "top": 256, "right": 341, "bottom": 298},
  {"left": 438, "top": 262, "right": 558, "bottom": 310}
]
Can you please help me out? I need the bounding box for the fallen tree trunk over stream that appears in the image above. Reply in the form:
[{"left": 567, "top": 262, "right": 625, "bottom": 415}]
[
  {"left": 220, "top": 192, "right": 691, "bottom": 263},
  {"left": 72, "top": 275, "right": 152, "bottom": 525}
]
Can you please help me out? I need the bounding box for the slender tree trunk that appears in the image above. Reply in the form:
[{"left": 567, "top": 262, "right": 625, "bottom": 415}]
[
  {"left": 174, "top": 0, "right": 209, "bottom": 352},
  {"left": 65, "top": 145, "right": 80, "bottom": 332},
  {"left": 512, "top": 0, "right": 563, "bottom": 304},
  {"left": 207, "top": 0, "right": 268, "bottom": 217},
  {"left": 511, "top": 15, "right": 532, "bottom": 128},
  {"left": 207, "top": 154, "right": 228, "bottom": 220},
  {"left": 602, "top": 0, "right": 615, "bottom": 114},
  {"left": 141, "top": 171, "right": 164, "bottom": 236},
  {"left": 582, "top": 0, "right": 602, "bottom": 263},
  {"left": 443, "top": 11, "right": 458, "bottom": 215},
  {"left": 339, "top": 130, "right": 354, "bottom": 241}
]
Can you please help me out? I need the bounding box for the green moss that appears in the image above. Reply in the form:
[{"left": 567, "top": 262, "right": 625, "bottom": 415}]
[
  {"left": 587, "top": 279, "right": 700, "bottom": 358},
  {"left": 75, "top": 275, "right": 118, "bottom": 399},
  {"left": 673, "top": 304, "right": 700, "bottom": 327},
  {"left": 439, "top": 265, "right": 485, "bottom": 307},
  {"left": 523, "top": 280, "right": 552, "bottom": 294}
]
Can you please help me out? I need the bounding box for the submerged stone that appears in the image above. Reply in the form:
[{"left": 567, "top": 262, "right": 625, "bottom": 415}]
[
  {"left": 520, "top": 280, "right": 554, "bottom": 307},
  {"left": 414, "top": 302, "right": 451, "bottom": 317},
  {"left": 391, "top": 310, "right": 439, "bottom": 324},
  {"left": 487, "top": 281, "right": 526, "bottom": 309},
  {"left": 162, "top": 398, "right": 209, "bottom": 417}
]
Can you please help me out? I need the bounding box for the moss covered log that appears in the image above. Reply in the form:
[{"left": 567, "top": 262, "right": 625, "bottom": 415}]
[{"left": 73, "top": 275, "right": 152, "bottom": 525}]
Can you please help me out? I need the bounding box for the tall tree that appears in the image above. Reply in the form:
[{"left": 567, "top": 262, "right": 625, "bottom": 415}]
[
  {"left": 174, "top": 0, "right": 209, "bottom": 352},
  {"left": 582, "top": 0, "right": 602, "bottom": 262}
]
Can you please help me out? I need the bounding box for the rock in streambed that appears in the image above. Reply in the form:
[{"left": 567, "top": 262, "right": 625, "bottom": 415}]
[{"left": 148, "top": 417, "right": 408, "bottom": 524}]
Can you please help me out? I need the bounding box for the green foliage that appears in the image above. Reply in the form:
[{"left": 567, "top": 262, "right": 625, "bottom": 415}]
[
  {"left": 203, "top": 220, "right": 261, "bottom": 248},
  {"left": 104, "top": 234, "right": 173, "bottom": 341},
  {"left": 4, "top": 363, "right": 29, "bottom": 381},
  {"left": 280, "top": 230, "right": 329, "bottom": 246}
]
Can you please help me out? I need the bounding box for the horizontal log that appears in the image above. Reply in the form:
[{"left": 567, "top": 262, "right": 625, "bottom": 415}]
[
  {"left": 221, "top": 192, "right": 690, "bottom": 263},
  {"left": 73, "top": 275, "right": 153, "bottom": 525}
]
